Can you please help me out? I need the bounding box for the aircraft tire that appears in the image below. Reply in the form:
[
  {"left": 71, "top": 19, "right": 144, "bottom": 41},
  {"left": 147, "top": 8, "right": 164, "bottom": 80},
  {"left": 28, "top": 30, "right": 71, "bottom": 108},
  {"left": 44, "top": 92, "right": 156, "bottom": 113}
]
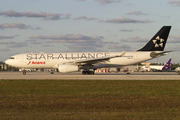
[
  {"left": 82, "top": 70, "right": 94, "bottom": 75},
  {"left": 50, "top": 72, "right": 54, "bottom": 74},
  {"left": 82, "top": 71, "right": 87, "bottom": 75},
  {"left": 23, "top": 71, "right": 26, "bottom": 75},
  {"left": 89, "top": 71, "right": 94, "bottom": 74}
]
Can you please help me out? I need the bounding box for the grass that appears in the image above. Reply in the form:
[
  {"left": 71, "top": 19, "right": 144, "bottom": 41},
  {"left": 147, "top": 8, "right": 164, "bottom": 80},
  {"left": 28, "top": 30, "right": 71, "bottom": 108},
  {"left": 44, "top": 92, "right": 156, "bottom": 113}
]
[{"left": 0, "top": 80, "right": 180, "bottom": 119}]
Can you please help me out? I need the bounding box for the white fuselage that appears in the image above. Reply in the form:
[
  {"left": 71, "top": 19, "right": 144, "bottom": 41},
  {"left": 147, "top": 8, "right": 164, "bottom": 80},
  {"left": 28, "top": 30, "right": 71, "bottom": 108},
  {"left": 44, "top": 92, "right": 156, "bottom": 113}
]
[
  {"left": 5, "top": 51, "right": 154, "bottom": 69},
  {"left": 141, "top": 65, "right": 164, "bottom": 71},
  {"left": 148, "top": 65, "right": 164, "bottom": 70}
]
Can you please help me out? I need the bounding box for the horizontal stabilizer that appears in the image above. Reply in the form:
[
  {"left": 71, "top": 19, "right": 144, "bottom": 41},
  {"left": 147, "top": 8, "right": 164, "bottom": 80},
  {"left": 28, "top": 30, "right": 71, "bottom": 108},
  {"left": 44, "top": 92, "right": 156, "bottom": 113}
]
[{"left": 150, "top": 51, "right": 173, "bottom": 58}]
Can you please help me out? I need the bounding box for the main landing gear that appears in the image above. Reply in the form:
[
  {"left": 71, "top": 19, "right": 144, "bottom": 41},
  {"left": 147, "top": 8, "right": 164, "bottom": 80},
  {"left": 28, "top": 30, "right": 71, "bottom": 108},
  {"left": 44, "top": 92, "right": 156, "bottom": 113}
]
[{"left": 82, "top": 70, "right": 94, "bottom": 75}]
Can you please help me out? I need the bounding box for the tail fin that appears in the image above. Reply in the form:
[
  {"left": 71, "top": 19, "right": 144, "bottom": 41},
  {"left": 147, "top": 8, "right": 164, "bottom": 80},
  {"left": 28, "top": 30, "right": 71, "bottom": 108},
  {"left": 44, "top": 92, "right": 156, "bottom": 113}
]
[
  {"left": 162, "top": 58, "right": 172, "bottom": 70},
  {"left": 137, "top": 26, "right": 171, "bottom": 51}
]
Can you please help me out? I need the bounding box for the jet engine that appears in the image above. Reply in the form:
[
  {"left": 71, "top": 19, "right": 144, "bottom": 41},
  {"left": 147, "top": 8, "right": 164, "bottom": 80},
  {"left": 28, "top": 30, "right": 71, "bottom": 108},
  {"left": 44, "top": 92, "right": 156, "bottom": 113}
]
[{"left": 58, "top": 64, "right": 79, "bottom": 73}]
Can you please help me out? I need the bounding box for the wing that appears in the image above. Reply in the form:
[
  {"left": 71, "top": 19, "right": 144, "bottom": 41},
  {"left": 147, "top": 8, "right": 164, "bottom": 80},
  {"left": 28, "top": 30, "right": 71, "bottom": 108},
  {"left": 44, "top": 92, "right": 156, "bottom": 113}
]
[{"left": 73, "top": 51, "right": 126, "bottom": 65}]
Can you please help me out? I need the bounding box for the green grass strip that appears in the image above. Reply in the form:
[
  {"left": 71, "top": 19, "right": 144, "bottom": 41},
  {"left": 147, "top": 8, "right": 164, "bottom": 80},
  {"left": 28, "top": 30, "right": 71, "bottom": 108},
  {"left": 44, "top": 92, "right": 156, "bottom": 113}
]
[{"left": 0, "top": 80, "right": 180, "bottom": 120}]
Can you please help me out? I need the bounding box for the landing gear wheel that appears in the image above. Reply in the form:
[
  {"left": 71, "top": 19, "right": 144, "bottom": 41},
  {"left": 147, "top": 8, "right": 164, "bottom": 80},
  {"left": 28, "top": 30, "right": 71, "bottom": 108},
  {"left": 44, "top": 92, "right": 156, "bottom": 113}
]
[
  {"left": 82, "top": 70, "right": 94, "bottom": 75},
  {"left": 23, "top": 71, "right": 26, "bottom": 75},
  {"left": 82, "top": 71, "right": 87, "bottom": 75},
  {"left": 89, "top": 71, "right": 94, "bottom": 74},
  {"left": 50, "top": 72, "right": 54, "bottom": 74}
]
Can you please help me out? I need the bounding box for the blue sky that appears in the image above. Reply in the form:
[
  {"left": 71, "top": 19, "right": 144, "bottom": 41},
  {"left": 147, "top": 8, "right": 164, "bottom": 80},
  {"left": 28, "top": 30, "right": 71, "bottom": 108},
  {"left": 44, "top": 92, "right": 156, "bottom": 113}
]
[{"left": 0, "top": 0, "right": 180, "bottom": 63}]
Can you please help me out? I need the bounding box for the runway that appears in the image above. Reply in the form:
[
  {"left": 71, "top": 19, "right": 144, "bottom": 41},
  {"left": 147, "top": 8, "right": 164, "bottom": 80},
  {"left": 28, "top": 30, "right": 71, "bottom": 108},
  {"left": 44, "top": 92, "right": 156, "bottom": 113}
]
[{"left": 0, "top": 71, "right": 180, "bottom": 80}]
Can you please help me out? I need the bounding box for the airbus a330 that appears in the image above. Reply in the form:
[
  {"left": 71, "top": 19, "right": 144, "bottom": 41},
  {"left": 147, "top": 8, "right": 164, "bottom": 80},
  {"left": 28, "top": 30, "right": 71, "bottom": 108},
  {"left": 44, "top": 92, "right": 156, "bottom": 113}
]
[{"left": 5, "top": 26, "right": 172, "bottom": 75}]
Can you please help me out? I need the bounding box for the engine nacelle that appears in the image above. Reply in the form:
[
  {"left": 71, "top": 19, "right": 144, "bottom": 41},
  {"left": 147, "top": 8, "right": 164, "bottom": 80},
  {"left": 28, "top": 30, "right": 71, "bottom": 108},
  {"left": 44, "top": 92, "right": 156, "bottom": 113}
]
[{"left": 58, "top": 64, "right": 79, "bottom": 73}]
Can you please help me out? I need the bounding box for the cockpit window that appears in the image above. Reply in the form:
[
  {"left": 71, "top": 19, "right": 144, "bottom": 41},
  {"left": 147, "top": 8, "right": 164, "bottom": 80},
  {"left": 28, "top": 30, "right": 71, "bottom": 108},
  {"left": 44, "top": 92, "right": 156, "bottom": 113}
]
[{"left": 9, "top": 57, "right": 15, "bottom": 59}]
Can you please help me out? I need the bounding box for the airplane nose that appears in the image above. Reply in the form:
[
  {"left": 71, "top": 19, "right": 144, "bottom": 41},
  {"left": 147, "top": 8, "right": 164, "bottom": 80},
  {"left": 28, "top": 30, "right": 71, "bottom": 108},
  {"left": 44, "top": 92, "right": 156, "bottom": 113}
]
[
  {"left": 5, "top": 59, "right": 11, "bottom": 65},
  {"left": 5, "top": 60, "right": 8, "bottom": 64}
]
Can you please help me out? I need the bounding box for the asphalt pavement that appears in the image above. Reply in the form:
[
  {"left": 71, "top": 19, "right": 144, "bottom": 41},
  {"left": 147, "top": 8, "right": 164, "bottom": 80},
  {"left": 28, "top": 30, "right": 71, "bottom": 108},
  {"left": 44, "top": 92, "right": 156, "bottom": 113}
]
[{"left": 0, "top": 71, "right": 179, "bottom": 80}]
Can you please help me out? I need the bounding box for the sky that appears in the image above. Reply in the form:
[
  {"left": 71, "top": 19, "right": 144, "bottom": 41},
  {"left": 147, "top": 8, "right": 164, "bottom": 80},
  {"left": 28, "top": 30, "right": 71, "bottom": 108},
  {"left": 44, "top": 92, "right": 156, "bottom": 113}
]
[{"left": 0, "top": 0, "right": 180, "bottom": 63}]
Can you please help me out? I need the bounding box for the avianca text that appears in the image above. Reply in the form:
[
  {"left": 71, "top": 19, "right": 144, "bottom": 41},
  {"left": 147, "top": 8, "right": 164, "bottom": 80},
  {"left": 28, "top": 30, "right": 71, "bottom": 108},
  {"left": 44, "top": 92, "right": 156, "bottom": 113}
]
[{"left": 27, "top": 61, "right": 46, "bottom": 65}]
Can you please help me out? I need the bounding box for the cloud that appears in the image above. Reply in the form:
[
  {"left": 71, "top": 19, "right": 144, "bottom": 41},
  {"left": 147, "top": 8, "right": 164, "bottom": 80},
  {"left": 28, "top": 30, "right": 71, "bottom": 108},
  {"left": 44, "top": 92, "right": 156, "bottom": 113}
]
[
  {"left": 74, "top": 0, "right": 122, "bottom": 4},
  {"left": 29, "top": 34, "right": 104, "bottom": 43},
  {"left": 120, "top": 35, "right": 180, "bottom": 43},
  {"left": 95, "top": 0, "right": 122, "bottom": 4},
  {"left": 28, "top": 34, "right": 132, "bottom": 52},
  {"left": 168, "top": 45, "right": 180, "bottom": 51},
  {"left": 27, "top": 40, "right": 55, "bottom": 48},
  {"left": 168, "top": 0, "right": 180, "bottom": 6},
  {"left": 126, "top": 11, "right": 147, "bottom": 15},
  {"left": 0, "top": 41, "right": 28, "bottom": 48},
  {"left": 74, "top": 16, "right": 98, "bottom": 20},
  {"left": 63, "top": 40, "right": 119, "bottom": 52},
  {"left": 74, "top": 0, "right": 86, "bottom": 1},
  {"left": 43, "top": 15, "right": 71, "bottom": 20},
  {"left": 0, "top": 10, "right": 71, "bottom": 20},
  {"left": 28, "top": 34, "right": 116, "bottom": 52},
  {"left": 63, "top": 40, "right": 129, "bottom": 52},
  {"left": 0, "top": 48, "right": 11, "bottom": 51},
  {"left": 63, "top": 42, "right": 104, "bottom": 52},
  {"left": 168, "top": 35, "right": 180, "bottom": 43},
  {"left": 108, "top": 44, "right": 132, "bottom": 51},
  {"left": 119, "top": 29, "right": 133, "bottom": 32},
  {"left": 26, "top": 40, "right": 44, "bottom": 44},
  {"left": 42, "top": 45, "right": 55, "bottom": 47},
  {"left": 120, "top": 36, "right": 149, "bottom": 42},
  {"left": 0, "top": 35, "right": 19, "bottom": 39},
  {"left": 101, "top": 17, "right": 154, "bottom": 24},
  {"left": 126, "top": 3, "right": 133, "bottom": 6},
  {"left": 0, "top": 23, "right": 41, "bottom": 30}
]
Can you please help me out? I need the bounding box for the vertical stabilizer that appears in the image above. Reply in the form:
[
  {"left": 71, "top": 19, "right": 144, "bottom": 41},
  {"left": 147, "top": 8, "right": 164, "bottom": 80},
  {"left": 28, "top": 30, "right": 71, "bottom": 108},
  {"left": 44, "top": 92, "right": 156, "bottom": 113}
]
[
  {"left": 137, "top": 26, "right": 171, "bottom": 51},
  {"left": 162, "top": 58, "right": 172, "bottom": 70}
]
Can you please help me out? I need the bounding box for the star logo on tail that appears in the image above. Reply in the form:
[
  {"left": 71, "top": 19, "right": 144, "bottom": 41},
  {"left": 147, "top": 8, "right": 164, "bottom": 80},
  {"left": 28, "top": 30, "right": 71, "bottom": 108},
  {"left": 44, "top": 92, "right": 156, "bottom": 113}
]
[{"left": 153, "top": 36, "right": 164, "bottom": 48}]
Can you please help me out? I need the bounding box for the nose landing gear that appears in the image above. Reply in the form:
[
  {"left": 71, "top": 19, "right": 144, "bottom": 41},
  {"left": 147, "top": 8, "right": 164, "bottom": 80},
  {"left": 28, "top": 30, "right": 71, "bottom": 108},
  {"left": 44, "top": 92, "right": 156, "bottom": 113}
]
[{"left": 22, "top": 70, "right": 26, "bottom": 75}]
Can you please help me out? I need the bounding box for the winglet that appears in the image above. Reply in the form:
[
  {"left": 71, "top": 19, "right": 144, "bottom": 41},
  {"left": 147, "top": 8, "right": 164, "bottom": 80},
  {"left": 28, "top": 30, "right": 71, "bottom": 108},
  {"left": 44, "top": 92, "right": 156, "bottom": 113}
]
[{"left": 116, "top": 51, "right": 126, "bottom": 57}]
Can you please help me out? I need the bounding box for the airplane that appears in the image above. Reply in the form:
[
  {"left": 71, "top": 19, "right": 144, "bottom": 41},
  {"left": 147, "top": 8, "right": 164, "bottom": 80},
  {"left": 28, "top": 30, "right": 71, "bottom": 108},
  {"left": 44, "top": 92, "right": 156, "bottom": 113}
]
[
  {"left": 141, "top": 58, "right": 172, "bottom": 72},
  {"left": 174, "top": 67, "right": 180, "bottom": 71},
  {"left": 162, "top": 58, "right": 172, "bottom": 70},
  {"left": 5, "top": 26, "right": 172, "bottom": 75}
]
